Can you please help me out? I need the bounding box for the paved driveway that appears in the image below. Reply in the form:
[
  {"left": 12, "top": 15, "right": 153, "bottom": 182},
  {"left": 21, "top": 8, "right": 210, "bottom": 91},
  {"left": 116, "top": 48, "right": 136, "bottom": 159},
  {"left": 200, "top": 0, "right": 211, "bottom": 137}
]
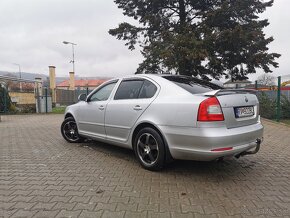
[{"left": 0, "top": 115, "right": 290, "bottom": 218}]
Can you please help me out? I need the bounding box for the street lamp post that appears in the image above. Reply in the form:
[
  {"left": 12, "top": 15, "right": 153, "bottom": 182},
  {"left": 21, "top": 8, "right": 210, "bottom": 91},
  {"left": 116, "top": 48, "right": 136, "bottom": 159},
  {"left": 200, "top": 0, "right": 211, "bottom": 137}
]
[
  {"left": 63, "top": 41, "right": 77, "bottom": 73},
  {"left": 12, "top": 63, "right": 22, "bottom": 91},
  {"left": 12, "top": 63, "right": 21, "bottom": 79}
]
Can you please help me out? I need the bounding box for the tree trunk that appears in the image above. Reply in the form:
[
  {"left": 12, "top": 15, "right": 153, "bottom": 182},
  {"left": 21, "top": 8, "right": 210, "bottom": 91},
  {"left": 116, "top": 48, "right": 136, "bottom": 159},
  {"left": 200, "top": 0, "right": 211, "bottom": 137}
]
[
  {"left": 177, "top": 0, "right": 187, "bottom": 76},
  {"left": 178, "top": 0, "right": 186, "bottom": 28}
]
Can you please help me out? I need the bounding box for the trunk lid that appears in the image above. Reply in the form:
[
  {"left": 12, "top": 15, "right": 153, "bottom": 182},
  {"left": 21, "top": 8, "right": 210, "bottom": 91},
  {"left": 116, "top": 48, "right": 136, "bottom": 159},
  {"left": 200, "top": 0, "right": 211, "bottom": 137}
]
[{"left": 204, "top": 89, "right": 259, "bottom": 129}]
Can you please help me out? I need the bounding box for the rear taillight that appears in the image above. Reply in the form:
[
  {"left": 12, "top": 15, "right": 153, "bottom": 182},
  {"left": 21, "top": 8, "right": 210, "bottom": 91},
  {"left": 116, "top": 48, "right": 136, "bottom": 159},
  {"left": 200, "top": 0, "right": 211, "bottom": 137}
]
[{"left": 197, "top": 97, "right": 224, "bottom": 122}]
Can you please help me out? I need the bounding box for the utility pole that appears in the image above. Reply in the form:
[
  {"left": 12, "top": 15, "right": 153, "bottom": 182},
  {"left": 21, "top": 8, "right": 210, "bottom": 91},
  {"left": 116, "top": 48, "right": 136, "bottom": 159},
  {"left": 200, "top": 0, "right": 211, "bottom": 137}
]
[
  {"left": 276, "top": 76, "right": 281, "bottom": 122},
  {"left": 63, "top": 41, "right": 77, "bottom": 73},
  {"left": 12, "top": 63, "right": 22, "bottom": 91}
]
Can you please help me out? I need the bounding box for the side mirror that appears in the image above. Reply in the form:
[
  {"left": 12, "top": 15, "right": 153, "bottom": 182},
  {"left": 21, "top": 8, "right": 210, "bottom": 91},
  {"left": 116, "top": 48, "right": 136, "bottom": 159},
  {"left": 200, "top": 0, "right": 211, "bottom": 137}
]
[{"left": 78, "top": 93, "right": 87, "bottom": 102}]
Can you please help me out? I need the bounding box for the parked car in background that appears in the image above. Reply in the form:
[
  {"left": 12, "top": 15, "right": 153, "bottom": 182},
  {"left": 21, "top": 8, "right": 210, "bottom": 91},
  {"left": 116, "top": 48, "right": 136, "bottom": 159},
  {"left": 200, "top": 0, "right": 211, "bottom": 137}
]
[{"left": 61, "top": 75, "right": 263, "bottom": 170}]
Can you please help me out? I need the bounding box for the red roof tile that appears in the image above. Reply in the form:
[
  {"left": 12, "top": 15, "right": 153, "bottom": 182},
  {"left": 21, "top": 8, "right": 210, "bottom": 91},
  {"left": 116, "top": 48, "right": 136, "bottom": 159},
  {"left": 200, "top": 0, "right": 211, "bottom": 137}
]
[
  {"left": 57, "top": 79, "right": 107, "bottom": 88},
  {"left": 281, "top": 86, "right": 290, "bottom": 90}
]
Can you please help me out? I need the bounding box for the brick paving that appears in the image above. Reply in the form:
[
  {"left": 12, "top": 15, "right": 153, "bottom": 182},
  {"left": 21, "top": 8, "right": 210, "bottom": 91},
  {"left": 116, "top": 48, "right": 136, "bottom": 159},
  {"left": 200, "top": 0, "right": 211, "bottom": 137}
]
[{"left": 0, "top": 114, "right": 290, "bottom": 218}]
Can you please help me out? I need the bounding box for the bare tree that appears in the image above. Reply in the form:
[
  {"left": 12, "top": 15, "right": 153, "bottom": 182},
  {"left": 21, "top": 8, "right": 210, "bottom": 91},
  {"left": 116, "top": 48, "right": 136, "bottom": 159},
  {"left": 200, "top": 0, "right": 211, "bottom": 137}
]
[
  {"left": 3, "top": 73, "right": 19, "bottom": 92},
  {"left": 257, "top": 74, "right": 276, "bottom": 86}
]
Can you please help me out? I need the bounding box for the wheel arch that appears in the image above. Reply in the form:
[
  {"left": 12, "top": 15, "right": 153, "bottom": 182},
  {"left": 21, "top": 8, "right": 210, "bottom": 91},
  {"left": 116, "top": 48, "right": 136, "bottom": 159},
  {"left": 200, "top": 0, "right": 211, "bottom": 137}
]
[
  {"left": 131, "top": 122, "right": 173, "bottom": 163},
  {"left": 65, "top": 112, "right": 74, "bottom": 119}
]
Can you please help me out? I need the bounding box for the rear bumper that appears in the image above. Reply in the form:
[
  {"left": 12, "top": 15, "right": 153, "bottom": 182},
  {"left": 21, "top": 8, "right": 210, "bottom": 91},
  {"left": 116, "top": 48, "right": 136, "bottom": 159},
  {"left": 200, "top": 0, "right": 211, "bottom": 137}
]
[{"left": 159, "top": 122, "right": 264, "bottom": 161}]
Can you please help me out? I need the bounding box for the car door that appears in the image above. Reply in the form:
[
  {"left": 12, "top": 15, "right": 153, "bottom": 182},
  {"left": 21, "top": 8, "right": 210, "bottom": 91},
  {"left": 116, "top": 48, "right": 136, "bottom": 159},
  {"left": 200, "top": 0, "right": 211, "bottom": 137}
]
[
  {"left": 105, "top": 78, "right": 158, "bottom": 142},
  {"left": 77, "top": 81, "right": 117, "bottom": 139}
]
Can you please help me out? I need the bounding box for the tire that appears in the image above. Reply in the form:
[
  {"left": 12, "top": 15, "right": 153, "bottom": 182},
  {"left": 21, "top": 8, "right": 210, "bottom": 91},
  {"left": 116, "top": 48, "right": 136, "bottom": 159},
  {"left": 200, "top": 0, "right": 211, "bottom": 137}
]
[
  {"left": 134, "top": 127, "right": 165, "bottom": 171},
  {"left": 61, "top": 117, "right": 84, "bottom": 143}
]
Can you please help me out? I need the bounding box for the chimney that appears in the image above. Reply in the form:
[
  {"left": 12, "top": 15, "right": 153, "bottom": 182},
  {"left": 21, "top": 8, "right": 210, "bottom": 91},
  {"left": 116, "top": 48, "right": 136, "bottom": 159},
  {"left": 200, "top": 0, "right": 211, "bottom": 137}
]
[
  {"left": 69, "top": 72, "right": 75, "bottom": 90},
  {"left": 34, "top": 77, "right": 43, "bottom": 96},
  {"left": 49, "top": 66, "right": 56, "bottom": 103},
  {"left": 49, "top": 66, "right": 56, "bottom": 90}
]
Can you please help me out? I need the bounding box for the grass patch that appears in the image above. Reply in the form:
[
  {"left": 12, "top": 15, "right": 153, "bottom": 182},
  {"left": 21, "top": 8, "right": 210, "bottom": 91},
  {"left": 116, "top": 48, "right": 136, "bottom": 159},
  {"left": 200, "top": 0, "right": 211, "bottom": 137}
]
[
  {"left": 52, "top": 107, "right": 66, "bottom": 114},
  {"left": 280, "top": 119, "right": 290, "bottom": 126}
]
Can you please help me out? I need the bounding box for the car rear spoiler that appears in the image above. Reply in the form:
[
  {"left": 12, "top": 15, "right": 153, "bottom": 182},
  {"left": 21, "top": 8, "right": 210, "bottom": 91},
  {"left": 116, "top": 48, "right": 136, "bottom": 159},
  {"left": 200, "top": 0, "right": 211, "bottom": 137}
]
[{"left": 203, "top": 89, "right": 257, "bottom": 97}]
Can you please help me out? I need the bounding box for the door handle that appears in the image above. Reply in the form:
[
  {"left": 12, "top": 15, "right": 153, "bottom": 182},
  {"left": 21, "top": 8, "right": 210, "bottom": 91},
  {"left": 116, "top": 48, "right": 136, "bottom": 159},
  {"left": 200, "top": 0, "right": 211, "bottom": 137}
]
[
  {"left": 133, "top": 105, "right": 142, "bottom": 111},
  {"left": 99, "top": 105, "right": 105, "bottom": 110}
]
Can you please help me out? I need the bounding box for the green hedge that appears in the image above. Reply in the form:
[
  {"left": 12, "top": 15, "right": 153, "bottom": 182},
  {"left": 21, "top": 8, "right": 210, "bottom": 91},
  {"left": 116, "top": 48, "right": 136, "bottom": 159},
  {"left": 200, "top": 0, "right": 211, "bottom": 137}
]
[
  {"left": 258, "top": 92, "right": 290, "bottom": 120},
  {"left": 281, "top": 95, "right": 290, "bottom": 119}
]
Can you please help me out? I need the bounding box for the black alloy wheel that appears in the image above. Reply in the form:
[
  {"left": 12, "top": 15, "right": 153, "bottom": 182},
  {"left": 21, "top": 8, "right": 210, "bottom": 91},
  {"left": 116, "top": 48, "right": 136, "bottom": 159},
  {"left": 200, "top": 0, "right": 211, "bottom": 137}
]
[
  {"left": 61, "top": 117, "right": 84, "bottom": 143},
  {"left": 134, "top": 127, "right": 165, "bottom": 171}
]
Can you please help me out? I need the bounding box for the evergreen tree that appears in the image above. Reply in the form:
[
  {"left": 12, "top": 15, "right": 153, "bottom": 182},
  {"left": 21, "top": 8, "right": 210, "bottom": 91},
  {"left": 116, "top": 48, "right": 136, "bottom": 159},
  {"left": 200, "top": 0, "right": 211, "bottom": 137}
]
[
  {"left": 0, "top": 86, "right": 11, "bottom": 112},
  {"left": 109, "top": 0, "right": 280, "bottom": 80}
]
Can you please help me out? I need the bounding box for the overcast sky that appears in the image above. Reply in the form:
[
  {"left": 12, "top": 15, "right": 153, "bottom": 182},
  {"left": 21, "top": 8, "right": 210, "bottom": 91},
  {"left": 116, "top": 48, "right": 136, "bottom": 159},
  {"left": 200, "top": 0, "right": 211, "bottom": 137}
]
[{"left": 0, "top": 0, "right": 289, "bottom": 81}]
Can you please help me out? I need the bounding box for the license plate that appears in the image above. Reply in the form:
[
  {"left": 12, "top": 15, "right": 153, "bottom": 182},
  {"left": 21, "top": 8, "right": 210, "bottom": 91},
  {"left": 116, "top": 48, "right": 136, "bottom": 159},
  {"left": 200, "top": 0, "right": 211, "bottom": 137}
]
[{"left": 235, "top": 106, "right": 254, "bottom": 118}]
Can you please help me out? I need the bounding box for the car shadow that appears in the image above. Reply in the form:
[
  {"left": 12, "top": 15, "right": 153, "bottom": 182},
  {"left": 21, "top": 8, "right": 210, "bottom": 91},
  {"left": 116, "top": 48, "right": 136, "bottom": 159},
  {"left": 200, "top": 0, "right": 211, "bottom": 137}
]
[{"left": 79, "top": 139, "right": 259, "bottom": 178}]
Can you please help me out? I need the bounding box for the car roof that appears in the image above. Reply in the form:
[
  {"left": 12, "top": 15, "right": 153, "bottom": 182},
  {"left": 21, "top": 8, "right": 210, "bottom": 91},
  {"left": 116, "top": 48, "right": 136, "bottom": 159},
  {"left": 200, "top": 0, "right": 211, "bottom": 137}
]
[
  {"left": 112, "top": 74, "right": 193, "bottom": 82},
  {"left": 105, "top": 74, "right": 217, "bottom": 89}
]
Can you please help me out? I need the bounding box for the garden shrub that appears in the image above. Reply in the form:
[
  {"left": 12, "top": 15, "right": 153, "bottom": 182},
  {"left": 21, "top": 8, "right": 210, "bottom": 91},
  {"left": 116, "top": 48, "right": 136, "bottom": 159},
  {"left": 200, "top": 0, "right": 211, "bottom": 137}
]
[
  {"left": 258, "top": 92, "right": 290, "bottom": 120},
  {"left": 258, "top": 92, "right": 276, "bottom": 119},
  {"left": 281, "top": 95, "right": 290, "bottom": 119},
  {"left": 0, "top": 86, "right": 12, "bottom": 112}
]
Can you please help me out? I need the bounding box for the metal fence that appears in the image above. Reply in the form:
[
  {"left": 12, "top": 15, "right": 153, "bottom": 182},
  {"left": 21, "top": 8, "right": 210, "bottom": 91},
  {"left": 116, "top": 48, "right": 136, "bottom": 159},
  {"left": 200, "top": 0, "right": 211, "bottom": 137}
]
[
  {"left": 0, "top": 77, "right": 53, "bottom": 114},
  {"left": 1, "top": 86, "right": 93, "bottom": 114},
  {"left": 255, "top": 75, "right": 290, "bottom": 122},
  {"left": 0, "top": 80, "right": 39, "bottom": 114},
  {"left": 1, "top": 74, "right": 290, "bottom": 120},
  {"left": 257, "top": 90, "right": 290, "bottom": 101},
  {"left": 55, "top": 89, "right": 92, "bottom": 106}
]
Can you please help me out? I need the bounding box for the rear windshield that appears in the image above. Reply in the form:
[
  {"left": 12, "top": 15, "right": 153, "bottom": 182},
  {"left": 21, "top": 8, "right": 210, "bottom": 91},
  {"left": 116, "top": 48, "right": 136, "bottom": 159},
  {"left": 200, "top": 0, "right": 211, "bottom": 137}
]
[{"left": 163, "top": 76, "right": 222, "bottom": 94}]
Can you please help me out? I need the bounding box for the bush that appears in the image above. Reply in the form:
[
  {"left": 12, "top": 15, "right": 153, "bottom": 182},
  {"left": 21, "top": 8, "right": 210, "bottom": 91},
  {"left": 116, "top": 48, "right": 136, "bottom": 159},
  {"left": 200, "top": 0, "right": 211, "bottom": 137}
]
[
  {"left": 0, "top": 86, "right": 12, "bottom": 112},
  {"left": 20, "top": 105, "right": 36, "bottom": 113},
  {"left": 9, "top": 104, "right": 17, "bottom": 113},
  {"left": 258, "top": 92, "right": 276, "bottom": 119},
  {"left": 258, "top": 92, "right": 290, "bottom": 120},
  {"left": 281, "top": 95, "right": 290, "bottom": 119}
]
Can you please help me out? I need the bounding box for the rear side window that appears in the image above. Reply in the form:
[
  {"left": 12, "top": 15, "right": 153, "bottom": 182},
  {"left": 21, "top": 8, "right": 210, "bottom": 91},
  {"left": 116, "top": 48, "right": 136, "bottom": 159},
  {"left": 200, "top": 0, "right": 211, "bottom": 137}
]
[
  {"left": 163, "top": 76, "right": 222, "bottom": 94},
  {"left": 139, "top": 80, "right": 157, "bottom": 99},
  {"left": 114, "top": 80, "right": 144, "bottom": 100}
]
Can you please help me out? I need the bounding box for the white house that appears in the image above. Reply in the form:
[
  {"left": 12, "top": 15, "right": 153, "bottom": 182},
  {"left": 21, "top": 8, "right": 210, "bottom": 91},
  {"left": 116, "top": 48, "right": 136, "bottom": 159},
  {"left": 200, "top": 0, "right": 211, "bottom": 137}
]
[{"left": 223, "top": 79, "right": 252, "bottom": 89}]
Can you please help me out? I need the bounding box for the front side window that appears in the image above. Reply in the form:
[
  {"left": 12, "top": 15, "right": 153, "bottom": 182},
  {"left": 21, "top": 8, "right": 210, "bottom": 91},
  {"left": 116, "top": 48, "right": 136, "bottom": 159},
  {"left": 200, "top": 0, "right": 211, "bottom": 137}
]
[
  {"left": 89, "top": 82, "right": 117, "bottom": 102},
  {"left": 114, "top": 80, "right": 144, "bottom": 100}
]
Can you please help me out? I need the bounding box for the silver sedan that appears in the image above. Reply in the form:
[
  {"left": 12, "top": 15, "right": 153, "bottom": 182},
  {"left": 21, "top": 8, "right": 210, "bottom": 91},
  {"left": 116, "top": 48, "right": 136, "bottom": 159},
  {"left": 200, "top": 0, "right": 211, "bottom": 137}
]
[{"left": 61, "top": 75, "right": 263, "bottom": 170}]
